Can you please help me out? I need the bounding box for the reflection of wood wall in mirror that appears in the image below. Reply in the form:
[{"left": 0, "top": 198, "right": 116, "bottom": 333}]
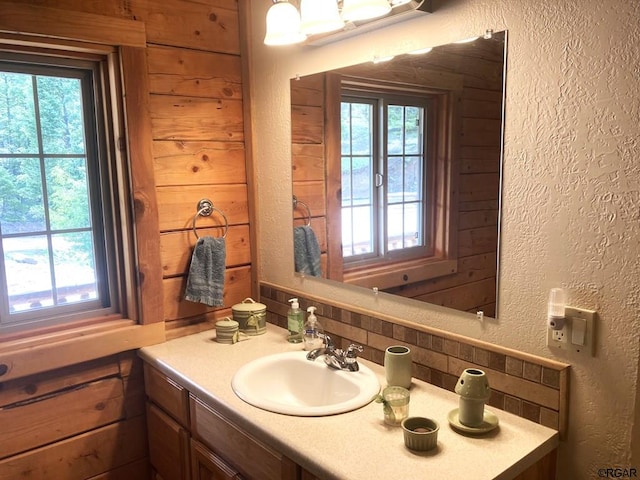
[
  {"left": 291, "top": 33, "right": 504, "bottom": 317},
  {"left": 291, "top": 74, "right": 329, "bottom": 275}
]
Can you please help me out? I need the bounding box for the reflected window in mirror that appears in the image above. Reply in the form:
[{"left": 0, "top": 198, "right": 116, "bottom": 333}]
[{"left": 337, "top": 86, "right": 457, "bottom": 288}]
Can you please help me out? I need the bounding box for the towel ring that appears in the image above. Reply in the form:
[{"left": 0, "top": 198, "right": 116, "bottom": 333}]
[
  {"left": 192, "top": 198, "right": 229, "bottom": 239},
  {"left": 292, "top": 195, "right": 311, "bottom": 227}
]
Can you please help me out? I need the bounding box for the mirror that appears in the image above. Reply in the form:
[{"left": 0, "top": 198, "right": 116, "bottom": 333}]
[{"left": 291, "top": 31, "right": 506, "bottom": 318}]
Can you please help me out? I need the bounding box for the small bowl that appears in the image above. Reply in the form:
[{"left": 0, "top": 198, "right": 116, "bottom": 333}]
[{"left": 401, "top": 417, "right": 439, "bottom": 451}]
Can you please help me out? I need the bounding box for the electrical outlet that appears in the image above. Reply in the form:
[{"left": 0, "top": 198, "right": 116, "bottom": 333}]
[
  {"left": 547, "top": 325, "right": 568, "bottom": 350},
  {"left": 546, "top": 306, "right": 597, "bottom": 356}
]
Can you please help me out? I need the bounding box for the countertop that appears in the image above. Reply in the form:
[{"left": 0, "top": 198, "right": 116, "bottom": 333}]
[{"left": 139, "top": 323, "right": 559, "bottom": 480}]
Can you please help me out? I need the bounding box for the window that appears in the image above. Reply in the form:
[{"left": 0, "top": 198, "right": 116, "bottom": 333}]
[
  {"left": 341, "top": 92, "right": 433, "bottom": 266},
  {"left": 0, "top": 52, "right": 123, "bottom": 334},
  {"left": 325, "top": 77, "right": 458, "bottom": 289}
]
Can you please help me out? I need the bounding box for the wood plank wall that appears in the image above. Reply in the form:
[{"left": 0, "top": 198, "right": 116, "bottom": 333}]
[
  {"left": 291, "top": 74, "right": 329, "bottom": 275},
  {"left": 291, "top": 37, "right": 503, "bottom": 316},
  {"left": 0, "top": 0, "right": 250, "bottom": 477},
  {"left": 0, "top": 352, "right": 148, "bottom": 479}
]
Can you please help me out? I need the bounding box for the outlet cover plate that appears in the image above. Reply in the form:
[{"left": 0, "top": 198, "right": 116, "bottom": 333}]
[
  {"left": 546, "top": 306, "right": 596, "bottom": 356},
  {"left": 565, "top": 306, "right": 596, "bottom": 356}
]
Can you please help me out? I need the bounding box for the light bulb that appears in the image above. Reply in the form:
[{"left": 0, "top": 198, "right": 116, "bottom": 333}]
[
  {"left": 300, "top": 0, "right": 344, "bottom": 35},
  {"left": 264, "top": 1, "right": 306, "bottom": 46}
]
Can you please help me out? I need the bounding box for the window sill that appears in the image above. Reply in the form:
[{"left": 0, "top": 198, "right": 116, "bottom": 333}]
[
  {"left": 0, "top": 319, "right": 165, "bottom": 382},
  {"left": 343, "top": 258, "right": 458, "bottom": 290}
]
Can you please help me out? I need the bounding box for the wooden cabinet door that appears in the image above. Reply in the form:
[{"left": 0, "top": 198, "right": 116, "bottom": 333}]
[
  {"left": 147, "top": 402, "right": 191, "bottom": 480},
  {"left": 191, "top": 439, "right": 242, "bottom": 480},
  {"left": 190, "top": 395, "right": 298, "bottom": 480}
]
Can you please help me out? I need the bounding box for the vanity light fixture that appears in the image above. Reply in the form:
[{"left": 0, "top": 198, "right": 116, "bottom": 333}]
[
  {"left": 300, "top": 0, "right": 345, "bottom": 35},
  {"left": 264, "top": 0, "right": 432, "bottom": 46},
  {"left": 342, "top": 0, "right": 392, "bottom": 22},
  {"left": 264, "top": 0, "right": 307, "bottom": 46}
]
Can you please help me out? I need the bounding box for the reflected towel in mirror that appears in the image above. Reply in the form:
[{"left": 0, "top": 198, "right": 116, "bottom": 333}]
[
  {"left": 184, "top": 236, "right": 226, "bottom": 307},
  {"left": 294, "top": 225, "right": 321, "bottom": 277}
]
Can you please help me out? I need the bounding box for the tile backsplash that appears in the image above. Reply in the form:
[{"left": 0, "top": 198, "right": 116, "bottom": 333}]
[{"left": 260, "top": 283, "right": 570, "bottom": 438}]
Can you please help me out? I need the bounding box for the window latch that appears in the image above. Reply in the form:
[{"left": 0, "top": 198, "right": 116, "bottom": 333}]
[{"left": 375, "top": 173, "right": 383, "bottom": 188}]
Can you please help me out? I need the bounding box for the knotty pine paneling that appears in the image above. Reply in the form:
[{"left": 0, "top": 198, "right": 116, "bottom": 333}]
[
  {"left": 152, "top": 140, "right": 246, "bottom": 187},
  {"left": 161, "top": 225, "right": 251, "bottom": 276},
  {"left": 0, "top": 417, "right": 148, "bottom": 480},
  {"left": 130, "top": 0, "right": 240, "bottom": 54},
  {"left": 149, "top": 95, "right": 245, "bottom": 142},
  {"left": 147, "top": 45, "right": 242, "bottom": 99},
  {"left": 141, "top": 0, "right": 251, "bottom": 336},
  {"left": 291, "top": 104, "right": 324, "bottom": 144},
  {"left": 163, "top": 266, "right": 252, "bottom": 321},
  {"left": 290, "top": 75, "right": 329, "bottom": 272},
  {"left": 0, "top": 353, "right": 146, "bottom": 471},
  {"left": 156, "top": 184, "right": 249, "bottom": 232},
  {"left": 292, "top": 143, "right": 325, "bottom": 182},
  {"left": 0, "top": 378, "right": 126, "bottom": 459}
]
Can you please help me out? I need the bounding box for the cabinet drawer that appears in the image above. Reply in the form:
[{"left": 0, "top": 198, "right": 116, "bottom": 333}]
[
  {"left": 144, "top": 363, "right": 190, "bottom": 428},
  {"left": 190, "top": 395, "right": 297, "bottom": 480},
  {"left": 191, "top": 438, "right": 242, "bottom": 480},
  {"left": 147, "top": 402, "right": 190, "bottom": 480}
]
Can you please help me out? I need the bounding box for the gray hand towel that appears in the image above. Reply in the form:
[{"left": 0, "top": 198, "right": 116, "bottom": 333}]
[
  {"left": 293, "top": 225, "right": 321, "bottom": 277},
  {"left": 184, "top": 236, "right": 226, "bottom": 307}
]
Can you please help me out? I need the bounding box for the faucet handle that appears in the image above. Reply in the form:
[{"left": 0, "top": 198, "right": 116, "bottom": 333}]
[
  {"left": 347, "top": 343, "right": 364, "bottom": 357},
  {"left": 320, "top": 333, "right": 333, "bottom": 349},
  {"left": 345, "top": 344, "right": 363, "bottom": 359}
]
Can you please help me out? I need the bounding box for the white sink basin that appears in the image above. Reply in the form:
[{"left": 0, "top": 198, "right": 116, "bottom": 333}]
[{"left": 231, "top": 351, "right": 380, "bottom": 416}]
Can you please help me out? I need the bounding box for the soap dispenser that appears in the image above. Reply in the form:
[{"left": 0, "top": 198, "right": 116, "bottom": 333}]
[
  {"left": 287, "top": 298, "right": 304, "bottom": 343},
  {"left": 303, "top": 306, "right": 324, "bottom": 351}
]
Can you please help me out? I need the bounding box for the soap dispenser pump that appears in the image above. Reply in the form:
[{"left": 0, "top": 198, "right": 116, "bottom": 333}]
[
  {"left": 303, "top": 306, "right": 324, "bottom": 351},
  {"left": 287, "top": 298, "right": 304, "bottom": 343}
]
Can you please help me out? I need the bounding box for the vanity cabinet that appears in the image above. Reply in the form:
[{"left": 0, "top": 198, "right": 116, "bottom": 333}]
[
  {"left": 145, "top": 363, "right": 299, "bottom": 480},
  {"left": 142, "top": 343, "right": 557, "bottom": 480}
]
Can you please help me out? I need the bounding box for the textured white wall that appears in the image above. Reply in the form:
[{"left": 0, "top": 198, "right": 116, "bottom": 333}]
[{"left": 246, "top": 0, "right": 640, "bottom": 476}]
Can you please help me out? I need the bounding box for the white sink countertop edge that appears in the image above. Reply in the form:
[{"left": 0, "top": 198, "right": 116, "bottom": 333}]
[{"left": 139, "top": 323, "right": 559, "bottom": 480}]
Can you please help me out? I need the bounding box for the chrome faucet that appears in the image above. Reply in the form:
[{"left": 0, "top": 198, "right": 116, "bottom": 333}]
[{"left": 306, "top": 334, "right": 364, "bottom": 372}]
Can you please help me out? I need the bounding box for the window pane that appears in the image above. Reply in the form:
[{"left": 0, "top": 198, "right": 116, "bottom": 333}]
[
  {"left": 348, "top": 103, "right": 372, "bottom": 155},
  {"left": 343, "top": 205, "right": 373, "bottom": 256},
  {"left": 52, "top": 232, "right": 97, "bottom": 305},
  {"left": 341, "top": 156, "right": 352, "bottom": 204},
  {"left": 404, "top": 106, "right": 421, "bottom": 154},
  {"left": 4, "top": 235, "right": 53, "bottom": 313},
  {"left": 387, "top": 203, "right": 404, "bottom": 251},
  {"left": 387, "top": 203, "right": 421, "bottom": 251},
  {"left": 387, "top": 156, "right": 403, "bottom": 201},
  {"left": 352, "top": 156, "right": 372, "bottom": 206},
  {"left": 403, "top": 202, "right": 422, "bottom": 248},
  {"left": 45, "top": 157, "right": 91, "bottom": 230},
  {"left": 404, "top": 156, "right": 422, "bottom": 202},
  {"left": 0, "top": 157, "right": 46, "bottom": 234},
  {"left": 37, "top": 76, "right": 86, "bottom": 154},
  {"left": 387, "top": 105, "right": 404, "bottom": 155},
  {"left": 0, "top": 72, "right": 38, "bottom": 153},
  {"left": 341, "top": 102, "right": 352, "bottom": 155}
]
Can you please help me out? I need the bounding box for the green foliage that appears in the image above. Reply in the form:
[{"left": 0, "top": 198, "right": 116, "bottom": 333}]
[{"left": 0, "top": 69, "right": 94, "bottom": 268}]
